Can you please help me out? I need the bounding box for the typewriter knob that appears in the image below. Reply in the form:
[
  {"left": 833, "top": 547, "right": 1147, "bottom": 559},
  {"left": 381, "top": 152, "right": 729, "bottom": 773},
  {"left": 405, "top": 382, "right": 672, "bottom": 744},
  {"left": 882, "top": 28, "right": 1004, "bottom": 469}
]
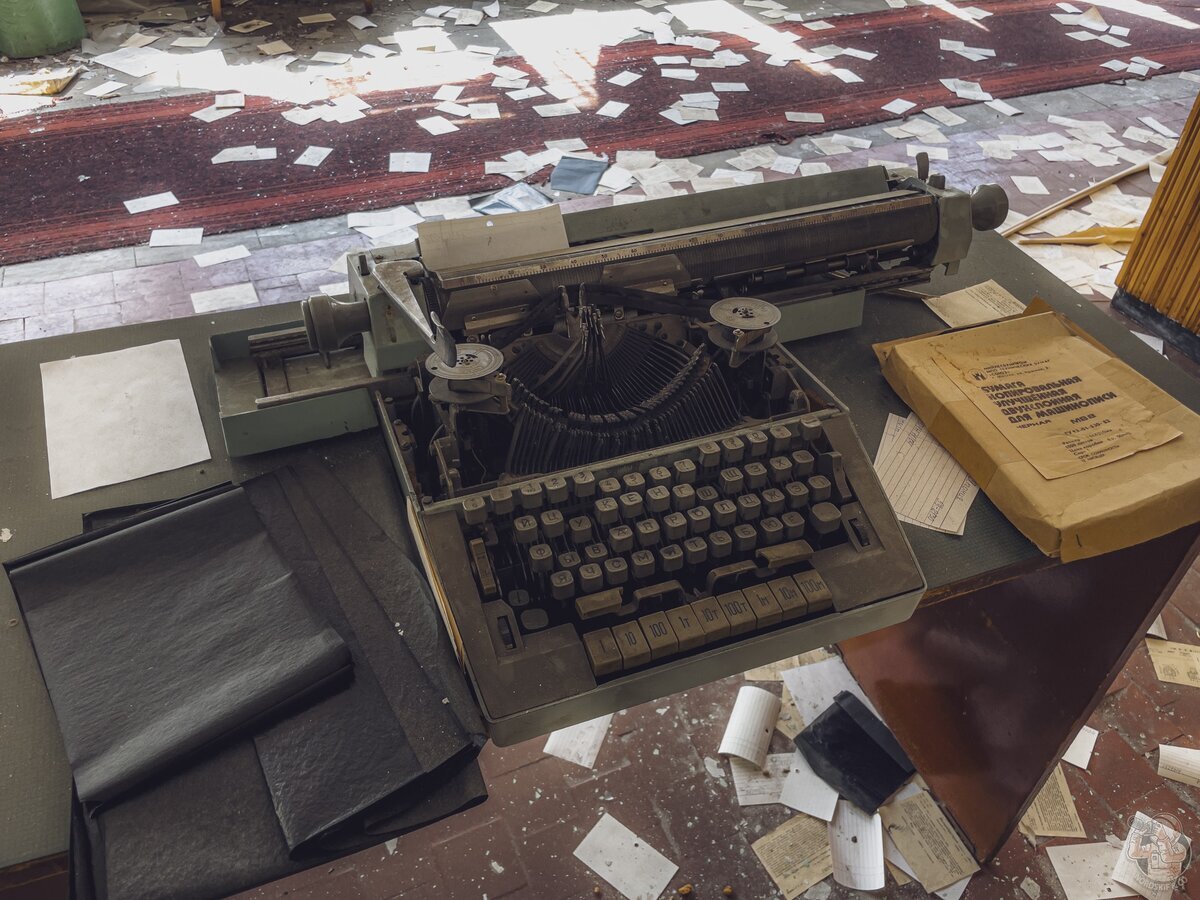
[{"left": 970, "top": 183, "right": 1009, "bottom": 232}]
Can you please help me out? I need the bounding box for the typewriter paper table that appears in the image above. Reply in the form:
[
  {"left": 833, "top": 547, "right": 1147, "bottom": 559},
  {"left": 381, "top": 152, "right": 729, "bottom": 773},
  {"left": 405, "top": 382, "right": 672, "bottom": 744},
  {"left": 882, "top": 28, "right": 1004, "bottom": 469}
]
[{"left": 1, "top": 231, "right": 1197, "bottom": 888}]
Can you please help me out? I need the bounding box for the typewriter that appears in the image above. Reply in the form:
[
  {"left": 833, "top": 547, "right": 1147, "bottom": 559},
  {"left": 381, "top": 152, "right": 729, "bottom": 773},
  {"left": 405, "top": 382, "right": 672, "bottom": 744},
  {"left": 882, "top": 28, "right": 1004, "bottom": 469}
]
[{"left": 213, "top": 163, "right": 1008, "bottom": 743}]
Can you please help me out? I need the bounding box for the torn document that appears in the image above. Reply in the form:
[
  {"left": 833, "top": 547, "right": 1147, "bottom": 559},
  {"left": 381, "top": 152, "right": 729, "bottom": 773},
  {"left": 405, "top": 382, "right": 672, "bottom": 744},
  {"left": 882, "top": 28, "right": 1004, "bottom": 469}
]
[
  {"left": 752, "top": 814, "right": 834, "bottom": 900},
  {"left": 574, "top": 813, "right": 678, "bottom": 900},
  {"left": 1111, "top": 812, "right": 1191, "bottom": 900},
  {"left": 719, "top": 685, "right": 781, "bottom": 768},
  {"left": 1019, "top": 765, "right": 1086, "bottom": 839},
  {"left": 829, "top": 800, "right": 885, "bottom": 891},
  {"left": 923, "top": 280, "right": 1024, "bottom": 328},
  {"left": 1062, "top": 725, "right": 1100, "bottom": 769},
  {"left": 874, "top": 412, "right": 979, "bottom": 535},
  {"left": 41, "top": 341, "right": 210, "bottom": 498},
  {"left": 543, "top": 714, "right": 613, "bottom": 769},
  {"left": 730, "top": 753, "right": 794, "bottom": 806},
  {"left": 880, "top": 791, "right": 979, "bottom": 892},
  {"left": 780, "top": 750, "right": 839, "bottom": 822}
]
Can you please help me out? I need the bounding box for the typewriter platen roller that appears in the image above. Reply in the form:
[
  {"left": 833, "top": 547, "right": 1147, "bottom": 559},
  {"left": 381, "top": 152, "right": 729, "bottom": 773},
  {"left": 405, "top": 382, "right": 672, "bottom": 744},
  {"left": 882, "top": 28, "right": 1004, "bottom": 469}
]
[{"left": 214, "top": 163, "right": 1007, "bottom": 743}]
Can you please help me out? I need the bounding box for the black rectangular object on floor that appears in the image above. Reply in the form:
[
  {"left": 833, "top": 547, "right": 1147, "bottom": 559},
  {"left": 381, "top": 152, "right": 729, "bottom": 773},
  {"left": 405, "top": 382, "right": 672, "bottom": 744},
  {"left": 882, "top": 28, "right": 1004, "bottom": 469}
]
[{"left": 795, "top": 689, "right": 915, "bottom": 814}]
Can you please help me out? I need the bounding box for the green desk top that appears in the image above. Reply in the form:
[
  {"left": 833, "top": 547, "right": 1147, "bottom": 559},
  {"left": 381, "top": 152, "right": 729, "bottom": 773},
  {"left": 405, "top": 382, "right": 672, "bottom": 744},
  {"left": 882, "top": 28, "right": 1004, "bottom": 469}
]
[{"left": 1, "top": 230, "right": 1196, "bottom": 868}]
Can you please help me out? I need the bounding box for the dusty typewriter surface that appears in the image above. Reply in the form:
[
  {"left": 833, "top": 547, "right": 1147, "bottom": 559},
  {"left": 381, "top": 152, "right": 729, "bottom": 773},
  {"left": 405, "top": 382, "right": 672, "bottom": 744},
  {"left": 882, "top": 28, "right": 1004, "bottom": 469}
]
[{"left": 389, "top": 298, "right": 924, "bottom": 743}]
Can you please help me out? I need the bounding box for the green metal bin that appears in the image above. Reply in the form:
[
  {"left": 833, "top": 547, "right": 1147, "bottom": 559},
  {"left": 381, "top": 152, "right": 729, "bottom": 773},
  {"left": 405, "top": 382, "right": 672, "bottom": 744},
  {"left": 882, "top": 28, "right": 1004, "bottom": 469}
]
[{"left": 0, "top": 0, "right": 85, "bottom": 59}]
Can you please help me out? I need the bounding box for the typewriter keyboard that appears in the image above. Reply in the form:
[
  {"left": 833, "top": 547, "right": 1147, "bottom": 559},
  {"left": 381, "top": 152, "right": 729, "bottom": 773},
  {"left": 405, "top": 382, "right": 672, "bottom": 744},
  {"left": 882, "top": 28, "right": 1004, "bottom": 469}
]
[{"left": 450, "top": 411, "right": 883, "bottom": 678}]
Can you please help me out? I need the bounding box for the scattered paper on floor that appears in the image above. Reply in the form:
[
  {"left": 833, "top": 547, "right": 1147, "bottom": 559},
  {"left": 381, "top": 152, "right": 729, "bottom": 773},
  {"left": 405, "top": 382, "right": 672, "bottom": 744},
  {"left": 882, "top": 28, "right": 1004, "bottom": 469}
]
[
  {"left": 543, "top": 714, "right": 613, "bottom": 769},
  {"left": 1063, "top": 725, "right": 1100, "bottom": 769},
  {"left": 194, "top": 245, "right": 250, "bottom": 268},
  {"left": 719, "top": 685, "right": 781, "bottom": 768},
  {"left": 776, "top": 685, "right": 804, "bottom": 740},
  {"left": 573, "top": 813, "right": 678, "bottom": 900},
  {"left": 829, "top": 799, "right": 885, "bottom": 891},
  {"left": 1019, "top": 765, "right": 1086, "bottom": 838},
  {"left": 752, "top": 814, "right": 834, "bottom": 899}
]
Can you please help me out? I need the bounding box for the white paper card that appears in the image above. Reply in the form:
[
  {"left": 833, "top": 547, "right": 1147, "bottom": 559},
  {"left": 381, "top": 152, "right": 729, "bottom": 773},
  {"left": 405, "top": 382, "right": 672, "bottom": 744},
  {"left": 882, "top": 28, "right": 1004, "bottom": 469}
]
[
  {"left": 574, "top": 813, "right": 678, "bottom": 900},
  {"left": 390, "top": 151, "right": 432, "bottom": 173},
  {"left": 1063, "top": 725, "right": 1099, "bottom": 769},
  {"left": 874, "top": 412, "right": 978, "bottom": 534},
  {"left": 294, "top": 146, "right": 332, "bottom": 167},
  {"left": 719, "top": 685, "right": 781, "bottom": 768},
  {"left": 190, "top": 282, "right": 258, "bottom": 313},
  {"left": 41, "top": 341, "right": 210, "bottom": 498},
  {"left": 543, "top": 714, "right": 613, "bottom": 769},
  {"left": 193, "top": 245, "right": 251, "bottom": 267},
  {"left": 124, "top": 191, "right": 179, "bottom": 214},
  {"left": 829, "top": 800, "right": 885, "bottom": 891},
  {"left": 149, "top": 227, "right": 203, "bottom": 247},
  {"left": 780, "top": 750, "right": 840, "bottom": 821},
  {"left": 1047, "top": 843, "right": 1136, "bottom": 900}
]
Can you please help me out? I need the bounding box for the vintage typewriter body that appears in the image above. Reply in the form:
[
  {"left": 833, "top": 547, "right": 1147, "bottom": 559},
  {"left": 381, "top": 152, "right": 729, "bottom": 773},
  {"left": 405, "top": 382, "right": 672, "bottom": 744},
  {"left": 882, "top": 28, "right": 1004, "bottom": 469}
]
[{"left": 212, "top": 164, "right": 1007, "bottom": 743}]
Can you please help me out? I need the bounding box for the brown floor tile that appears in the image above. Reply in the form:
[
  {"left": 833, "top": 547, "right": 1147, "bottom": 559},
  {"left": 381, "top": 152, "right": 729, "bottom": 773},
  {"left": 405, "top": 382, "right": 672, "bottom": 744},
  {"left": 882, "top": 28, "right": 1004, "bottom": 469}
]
[
  {"left": 431, "top": 816, "right": 530, "bottom": 898},
  {"left": 1083, "top": 728, "right": 1164, "bottom": 813},
  {"left": 1102, "top": 682, "right": 1187, "bottom": 755}
]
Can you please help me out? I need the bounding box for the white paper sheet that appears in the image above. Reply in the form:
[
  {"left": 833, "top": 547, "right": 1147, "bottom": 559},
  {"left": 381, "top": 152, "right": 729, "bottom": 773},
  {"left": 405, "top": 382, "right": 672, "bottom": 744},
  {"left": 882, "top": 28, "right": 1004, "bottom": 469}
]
[
  {"left": 1158, "top": 744, "right": 1200, "bottom": 788},
  {"left": 193, "top": 245, "right": 251, "bottom": 268},
  {"left": 1062, "top": 725, "right": 1099, "bottom": 769},
  {"left": 780, "top": 751, "right": 840, "bottom": 821},
  {"left": 574, "top": 813, "right": 678, "bottom": 900},
  {"left": 543, "top": 714, "right": 613, "bottom": 769},
  {"left": 390, "top": 151, "right": 432, "bottom": 173},
  {"left": 1048, "top": 843, "right": 1135, "bottom": 900},
  {"left": 190, "top": 283, "right": 258, "bottom": 313},
  {"left": 41, "top": 341, "right": 211, "bottom": 498},
  {"left": 829, "top": 800, "right": 885, "bottom": 891},
  {"left": 873, "top": 413, "right": 978, "bottom": 535},
  {"left": 719, "top": 685, "right": 781, "bottom": 768},
  {"left": 124, "top": 191, "right": 179, "bottom": 214},
  {"left": 730, "top": 753, "right": 794, "bottom": 806},
  {"left": 780, "top": 656, "right": 880, "bottom": 726},
  {"left": 149, "top": 227, "right": 203, "bottom": 247},
  {"left": 294, "top": 146, "right": 333, "bottom": 167}
]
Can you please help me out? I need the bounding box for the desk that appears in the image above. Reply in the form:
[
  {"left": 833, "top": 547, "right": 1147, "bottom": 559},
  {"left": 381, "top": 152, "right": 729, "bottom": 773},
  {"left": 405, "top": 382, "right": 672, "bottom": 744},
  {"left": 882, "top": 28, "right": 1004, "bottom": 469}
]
[{"left": 1, "top": 231, "right": 1197, "bottom": 893}]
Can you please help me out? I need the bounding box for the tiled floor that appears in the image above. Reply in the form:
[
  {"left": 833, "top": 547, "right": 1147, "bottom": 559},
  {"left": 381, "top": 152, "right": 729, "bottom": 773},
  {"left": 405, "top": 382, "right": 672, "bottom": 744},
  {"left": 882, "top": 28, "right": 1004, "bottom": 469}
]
[{"left": 5, "top": 3, "right": 1200, "bottom": 898}]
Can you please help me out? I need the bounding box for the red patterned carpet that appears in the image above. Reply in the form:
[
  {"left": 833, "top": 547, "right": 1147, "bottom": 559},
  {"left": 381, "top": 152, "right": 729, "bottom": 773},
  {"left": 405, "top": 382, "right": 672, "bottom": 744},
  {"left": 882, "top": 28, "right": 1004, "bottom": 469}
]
[{"left": 1, "top": 0, "right": 1198, "bottom": 265}]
